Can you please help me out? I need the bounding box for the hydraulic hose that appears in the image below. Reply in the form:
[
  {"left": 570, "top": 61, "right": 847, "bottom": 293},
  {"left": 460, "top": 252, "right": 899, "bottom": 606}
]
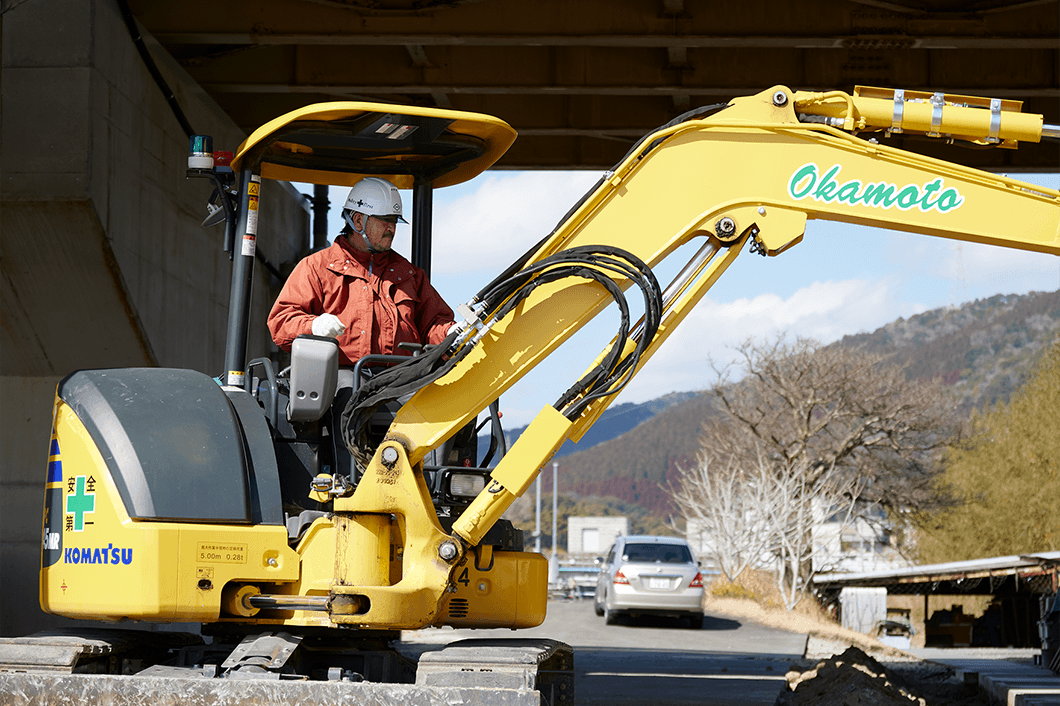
[{"left": 340, "top": 245, "right": 662, "bottom": 463}]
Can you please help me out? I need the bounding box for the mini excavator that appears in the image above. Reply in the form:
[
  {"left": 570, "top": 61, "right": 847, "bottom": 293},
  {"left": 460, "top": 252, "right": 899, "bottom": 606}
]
[{"left": 4, "top": 85, "right": 1059, "bottom": 703}]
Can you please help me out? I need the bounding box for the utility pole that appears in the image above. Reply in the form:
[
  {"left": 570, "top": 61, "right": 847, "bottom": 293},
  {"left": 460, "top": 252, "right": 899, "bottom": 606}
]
[
  {"left": 534, "top": 476, "right": 541, "bottom": 553},
  {"left": 549, "top": 461, "right": 558, "bottom": 585}
]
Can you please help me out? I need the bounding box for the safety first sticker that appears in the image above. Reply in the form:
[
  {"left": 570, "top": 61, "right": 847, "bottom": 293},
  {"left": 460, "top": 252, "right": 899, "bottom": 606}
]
[
  {"left": 66, "top": 475, "right": 96, "bottom": 532},
  {"left": 42, "top": 436, "right": 136, "bottom": 568}
]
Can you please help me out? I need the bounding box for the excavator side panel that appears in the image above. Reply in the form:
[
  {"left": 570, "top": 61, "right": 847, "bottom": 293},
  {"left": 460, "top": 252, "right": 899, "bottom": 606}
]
[
  {"left": 437, "top": 549, "right": 549, "bottom": 629},
  {"left": 40, "top": 370, "right": 299, "bottom": 623}
]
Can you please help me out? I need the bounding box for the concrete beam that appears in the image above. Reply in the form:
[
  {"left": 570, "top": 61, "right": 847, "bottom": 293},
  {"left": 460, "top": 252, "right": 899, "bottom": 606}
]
[{"left": 148, "top": 32, "right": 1060, "bottom": 50}]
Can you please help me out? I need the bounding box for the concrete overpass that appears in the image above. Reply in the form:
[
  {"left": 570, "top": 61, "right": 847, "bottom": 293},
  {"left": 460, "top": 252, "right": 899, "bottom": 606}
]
[
  {"left": 1, "top": 0, "right": 1057, "bottom": 636},
  {"left": 132, "top": 0, "right": 1059, "bottom": 171}
]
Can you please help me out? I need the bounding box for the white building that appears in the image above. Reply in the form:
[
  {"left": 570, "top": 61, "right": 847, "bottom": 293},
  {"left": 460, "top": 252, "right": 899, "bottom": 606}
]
[
  {"left": 814, "top": 511, "right": 911, "bottom": 574},
  {"left": 567, "top": 516, "right": 629, "bottom": 556},
  {"left": 686, "top": 505, "right": 911, "bottom": 577}
]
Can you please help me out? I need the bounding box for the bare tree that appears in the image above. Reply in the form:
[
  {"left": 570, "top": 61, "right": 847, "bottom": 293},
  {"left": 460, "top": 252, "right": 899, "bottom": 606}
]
[
  {"left": 707, "top": 335, "right": 957, "bottom": 516},
  {"left": 671, "top": 446, "right": 864, "bottom": 608},
  {"left": 671, "top": 335, "right": 956, "bottom": 608},
  {"left": 757, "top": 458, "right": 862, "bottom": 610},
  {"left": 671, "top": 448, "right": 776, "bottom": 583}
]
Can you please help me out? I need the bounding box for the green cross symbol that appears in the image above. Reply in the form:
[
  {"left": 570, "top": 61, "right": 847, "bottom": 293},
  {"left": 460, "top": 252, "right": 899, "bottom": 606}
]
[{"left": 65, "top": 476, "right": 95, "bottom": 531}]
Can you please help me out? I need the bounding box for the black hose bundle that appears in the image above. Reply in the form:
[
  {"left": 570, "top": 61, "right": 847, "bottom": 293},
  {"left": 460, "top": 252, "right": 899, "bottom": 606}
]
[
  {"left": 340, "top": 245, "right": 663, "bottom": 460},
  {"left": 339, "top": 329, "right": 462, "bottom": 460},
  {"left": 476, "top": 245, "right": 663, "bottom": 420}
]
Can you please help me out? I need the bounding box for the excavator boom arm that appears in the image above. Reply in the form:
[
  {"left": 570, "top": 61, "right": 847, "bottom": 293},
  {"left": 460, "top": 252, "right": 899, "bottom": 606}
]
[
  {"left": 328, "top": 85, "right": 1057, "bottom": 630},
  {"left": 398, "top": 83, "right": 1058, "bottom": 453}
]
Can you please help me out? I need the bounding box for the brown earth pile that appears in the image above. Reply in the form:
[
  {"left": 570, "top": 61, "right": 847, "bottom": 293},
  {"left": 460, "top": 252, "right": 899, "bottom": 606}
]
[{"left": 775, "top": 646, "right": 988, "bottom": 706}]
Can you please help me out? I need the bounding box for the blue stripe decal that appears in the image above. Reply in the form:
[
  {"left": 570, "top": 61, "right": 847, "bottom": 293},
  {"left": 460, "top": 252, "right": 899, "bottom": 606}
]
[
  {"left": 47, "top": 459, "right": 63, "bottom": 484},
  {"left": 50, "top": 439, "right": 60, "bottom": 457}
]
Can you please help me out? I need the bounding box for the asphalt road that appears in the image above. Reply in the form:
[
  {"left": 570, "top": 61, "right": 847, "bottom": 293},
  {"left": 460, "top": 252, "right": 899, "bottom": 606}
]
[{"left": 402, "top": 599, "right": 809, "bottom": 705}]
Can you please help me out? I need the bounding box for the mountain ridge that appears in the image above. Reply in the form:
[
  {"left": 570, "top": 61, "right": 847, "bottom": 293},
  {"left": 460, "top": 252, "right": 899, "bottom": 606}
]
[{"left": 503, "top": 289, "right": 1060, "bottom": 530}]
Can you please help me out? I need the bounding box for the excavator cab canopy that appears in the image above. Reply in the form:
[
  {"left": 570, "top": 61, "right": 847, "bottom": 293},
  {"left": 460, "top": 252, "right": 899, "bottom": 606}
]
[{"left": 231, "top": 101, "right": 517, "bottom": 189}]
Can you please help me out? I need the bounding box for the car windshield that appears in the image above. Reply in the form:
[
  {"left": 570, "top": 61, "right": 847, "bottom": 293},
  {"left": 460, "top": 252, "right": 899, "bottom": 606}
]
[{"left": 622, "top": 543, "right": 693, "bottom": 564}]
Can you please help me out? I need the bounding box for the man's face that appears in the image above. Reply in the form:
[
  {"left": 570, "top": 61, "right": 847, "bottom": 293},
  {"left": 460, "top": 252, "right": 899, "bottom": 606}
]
[{"left": 349, "top": 212, "right": 398, "bottom": 252}]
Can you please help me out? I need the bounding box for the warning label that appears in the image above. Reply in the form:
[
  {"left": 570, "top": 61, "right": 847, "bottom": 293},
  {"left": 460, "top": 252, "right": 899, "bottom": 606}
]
[{"left": 197, "top": 542, "right": 247, "bottom": 564}]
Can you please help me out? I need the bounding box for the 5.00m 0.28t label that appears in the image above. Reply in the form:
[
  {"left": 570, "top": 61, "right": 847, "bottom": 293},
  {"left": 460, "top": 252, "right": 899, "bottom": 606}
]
[{"left": 197, "top": 542, "right": 247, "bottom": 564}]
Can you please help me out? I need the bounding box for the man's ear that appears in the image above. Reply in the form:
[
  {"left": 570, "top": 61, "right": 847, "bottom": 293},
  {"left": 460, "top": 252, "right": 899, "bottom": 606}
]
[{"left": 350, "top": 211, "right": 364, "bottom": 230}]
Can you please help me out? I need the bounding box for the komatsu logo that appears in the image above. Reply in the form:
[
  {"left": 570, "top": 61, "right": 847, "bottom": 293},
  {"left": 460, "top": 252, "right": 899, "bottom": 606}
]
[
  {"left": 64, "top": 545, "right": 134, "bottom": 565},
  {"left": 787, "top": 163, "right": 965, "bottom": 214}
]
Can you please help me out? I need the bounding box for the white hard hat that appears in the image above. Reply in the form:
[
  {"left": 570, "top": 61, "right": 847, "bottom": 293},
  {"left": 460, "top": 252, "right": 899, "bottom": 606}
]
[{"left": 343, "top": 177, "right": 407, "bottom": 223}]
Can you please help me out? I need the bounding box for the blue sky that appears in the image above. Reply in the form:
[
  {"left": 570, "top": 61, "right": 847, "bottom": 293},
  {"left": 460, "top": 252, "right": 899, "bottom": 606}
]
[{"left": 302, "top": 170, "right": 1059, "bottom": 428}]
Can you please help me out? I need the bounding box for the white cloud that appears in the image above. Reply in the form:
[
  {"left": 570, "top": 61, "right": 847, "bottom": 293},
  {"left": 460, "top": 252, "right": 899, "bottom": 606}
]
[
  {"left": 937, "top": 241, "right": 1060, "bottom": 293},
  {"left": 431, "top": 171, "right": 603, "bottom": 275},
  {"left": 615, "top": 278, "right": 907, "bottom": 403},
  {"left": 877, "top": 232, "right": 1060, "bottom": 307}
]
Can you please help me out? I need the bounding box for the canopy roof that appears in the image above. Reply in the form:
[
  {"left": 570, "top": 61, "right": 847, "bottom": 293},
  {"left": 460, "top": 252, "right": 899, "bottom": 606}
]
[{"left": 232, "top": 101, "right": 517, "bottom": 188}]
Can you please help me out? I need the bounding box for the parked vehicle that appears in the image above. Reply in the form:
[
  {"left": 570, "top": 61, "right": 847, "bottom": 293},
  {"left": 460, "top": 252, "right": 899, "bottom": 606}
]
[{"left": 593, "top": 536, "right": 705, "bottom": 628}]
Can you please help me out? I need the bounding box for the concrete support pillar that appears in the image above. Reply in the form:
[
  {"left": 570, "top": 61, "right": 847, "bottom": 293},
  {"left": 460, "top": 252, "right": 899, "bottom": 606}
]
[{"left": 0, "top": 0, "right": 309, "bottom": 636}]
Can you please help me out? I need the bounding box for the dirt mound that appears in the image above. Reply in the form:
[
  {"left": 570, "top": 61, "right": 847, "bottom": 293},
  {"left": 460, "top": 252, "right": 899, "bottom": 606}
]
[{"left": 775, "top": 646, "right": 987, "bottom": 706}]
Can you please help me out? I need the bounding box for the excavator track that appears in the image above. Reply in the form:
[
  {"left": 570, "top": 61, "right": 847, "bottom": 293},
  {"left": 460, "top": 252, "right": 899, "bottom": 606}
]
[{"left": 0, "top": 629, "right": 572, "bottom": 705}]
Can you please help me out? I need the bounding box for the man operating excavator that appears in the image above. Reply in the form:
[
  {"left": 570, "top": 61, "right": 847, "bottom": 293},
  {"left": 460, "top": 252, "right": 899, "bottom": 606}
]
[{"left": 267, "top": 176, "right": 454, "bottom": 364}]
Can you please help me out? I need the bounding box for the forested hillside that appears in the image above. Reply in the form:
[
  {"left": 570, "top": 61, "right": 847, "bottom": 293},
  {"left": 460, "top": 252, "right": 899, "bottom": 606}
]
[
  {"left": 838, "top": 289, "right": 1060, "bottom": 414},
  {"left": 481, "top": 391, "right": 697, "bottom": 462},
  {"left": 535, "top": 391, "right": 719, "bottom": 519},
  {"left": 516, "top": 289, "right": 1060, "bottom": 530}
]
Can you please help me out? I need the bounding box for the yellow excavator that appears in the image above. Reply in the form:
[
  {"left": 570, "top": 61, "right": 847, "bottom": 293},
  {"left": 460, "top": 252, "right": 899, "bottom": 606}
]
[{"left": 3, "top": 85, "right": 1059, "bottom": 703}]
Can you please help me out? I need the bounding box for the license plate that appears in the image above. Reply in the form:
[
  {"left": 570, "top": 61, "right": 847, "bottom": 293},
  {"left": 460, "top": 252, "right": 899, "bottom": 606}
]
[{"left": 647, "top": 577, "right": 669, "bottom": 590}]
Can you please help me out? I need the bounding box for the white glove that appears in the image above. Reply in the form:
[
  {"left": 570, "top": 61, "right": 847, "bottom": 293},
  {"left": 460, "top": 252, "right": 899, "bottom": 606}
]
[{"left": 311, "top": 313, "right": 346, "bottom": 338}]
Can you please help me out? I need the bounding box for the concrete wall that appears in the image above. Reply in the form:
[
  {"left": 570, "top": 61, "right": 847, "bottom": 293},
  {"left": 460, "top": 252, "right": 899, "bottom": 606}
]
[
  {"left": 1, "top": 0, "right": 309, "bottom": 635},
  {"left": 839, "top": 587, "right": 887, "bottom": 635}
]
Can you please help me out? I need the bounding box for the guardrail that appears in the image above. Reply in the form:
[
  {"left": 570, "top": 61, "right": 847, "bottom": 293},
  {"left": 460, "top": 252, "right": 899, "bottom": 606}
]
[{"left": 550, "top": 564, "right": 600, "bottom": 599}]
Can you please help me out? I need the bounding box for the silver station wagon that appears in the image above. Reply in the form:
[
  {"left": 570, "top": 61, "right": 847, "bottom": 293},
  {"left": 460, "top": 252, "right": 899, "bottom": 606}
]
[{"left": 593, "top": 535, "right": 705, "bottom": 628}]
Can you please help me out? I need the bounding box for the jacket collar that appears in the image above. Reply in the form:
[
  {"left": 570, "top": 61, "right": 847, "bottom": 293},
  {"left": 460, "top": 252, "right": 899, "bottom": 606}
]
[{"left": 330, "top": 236, "right": 391, "bottom": 274}]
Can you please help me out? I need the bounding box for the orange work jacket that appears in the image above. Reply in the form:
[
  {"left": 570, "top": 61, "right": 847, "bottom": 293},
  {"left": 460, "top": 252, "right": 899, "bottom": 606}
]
[{"left": 267, "top": 237, "right": 454, "bottom": 366}]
